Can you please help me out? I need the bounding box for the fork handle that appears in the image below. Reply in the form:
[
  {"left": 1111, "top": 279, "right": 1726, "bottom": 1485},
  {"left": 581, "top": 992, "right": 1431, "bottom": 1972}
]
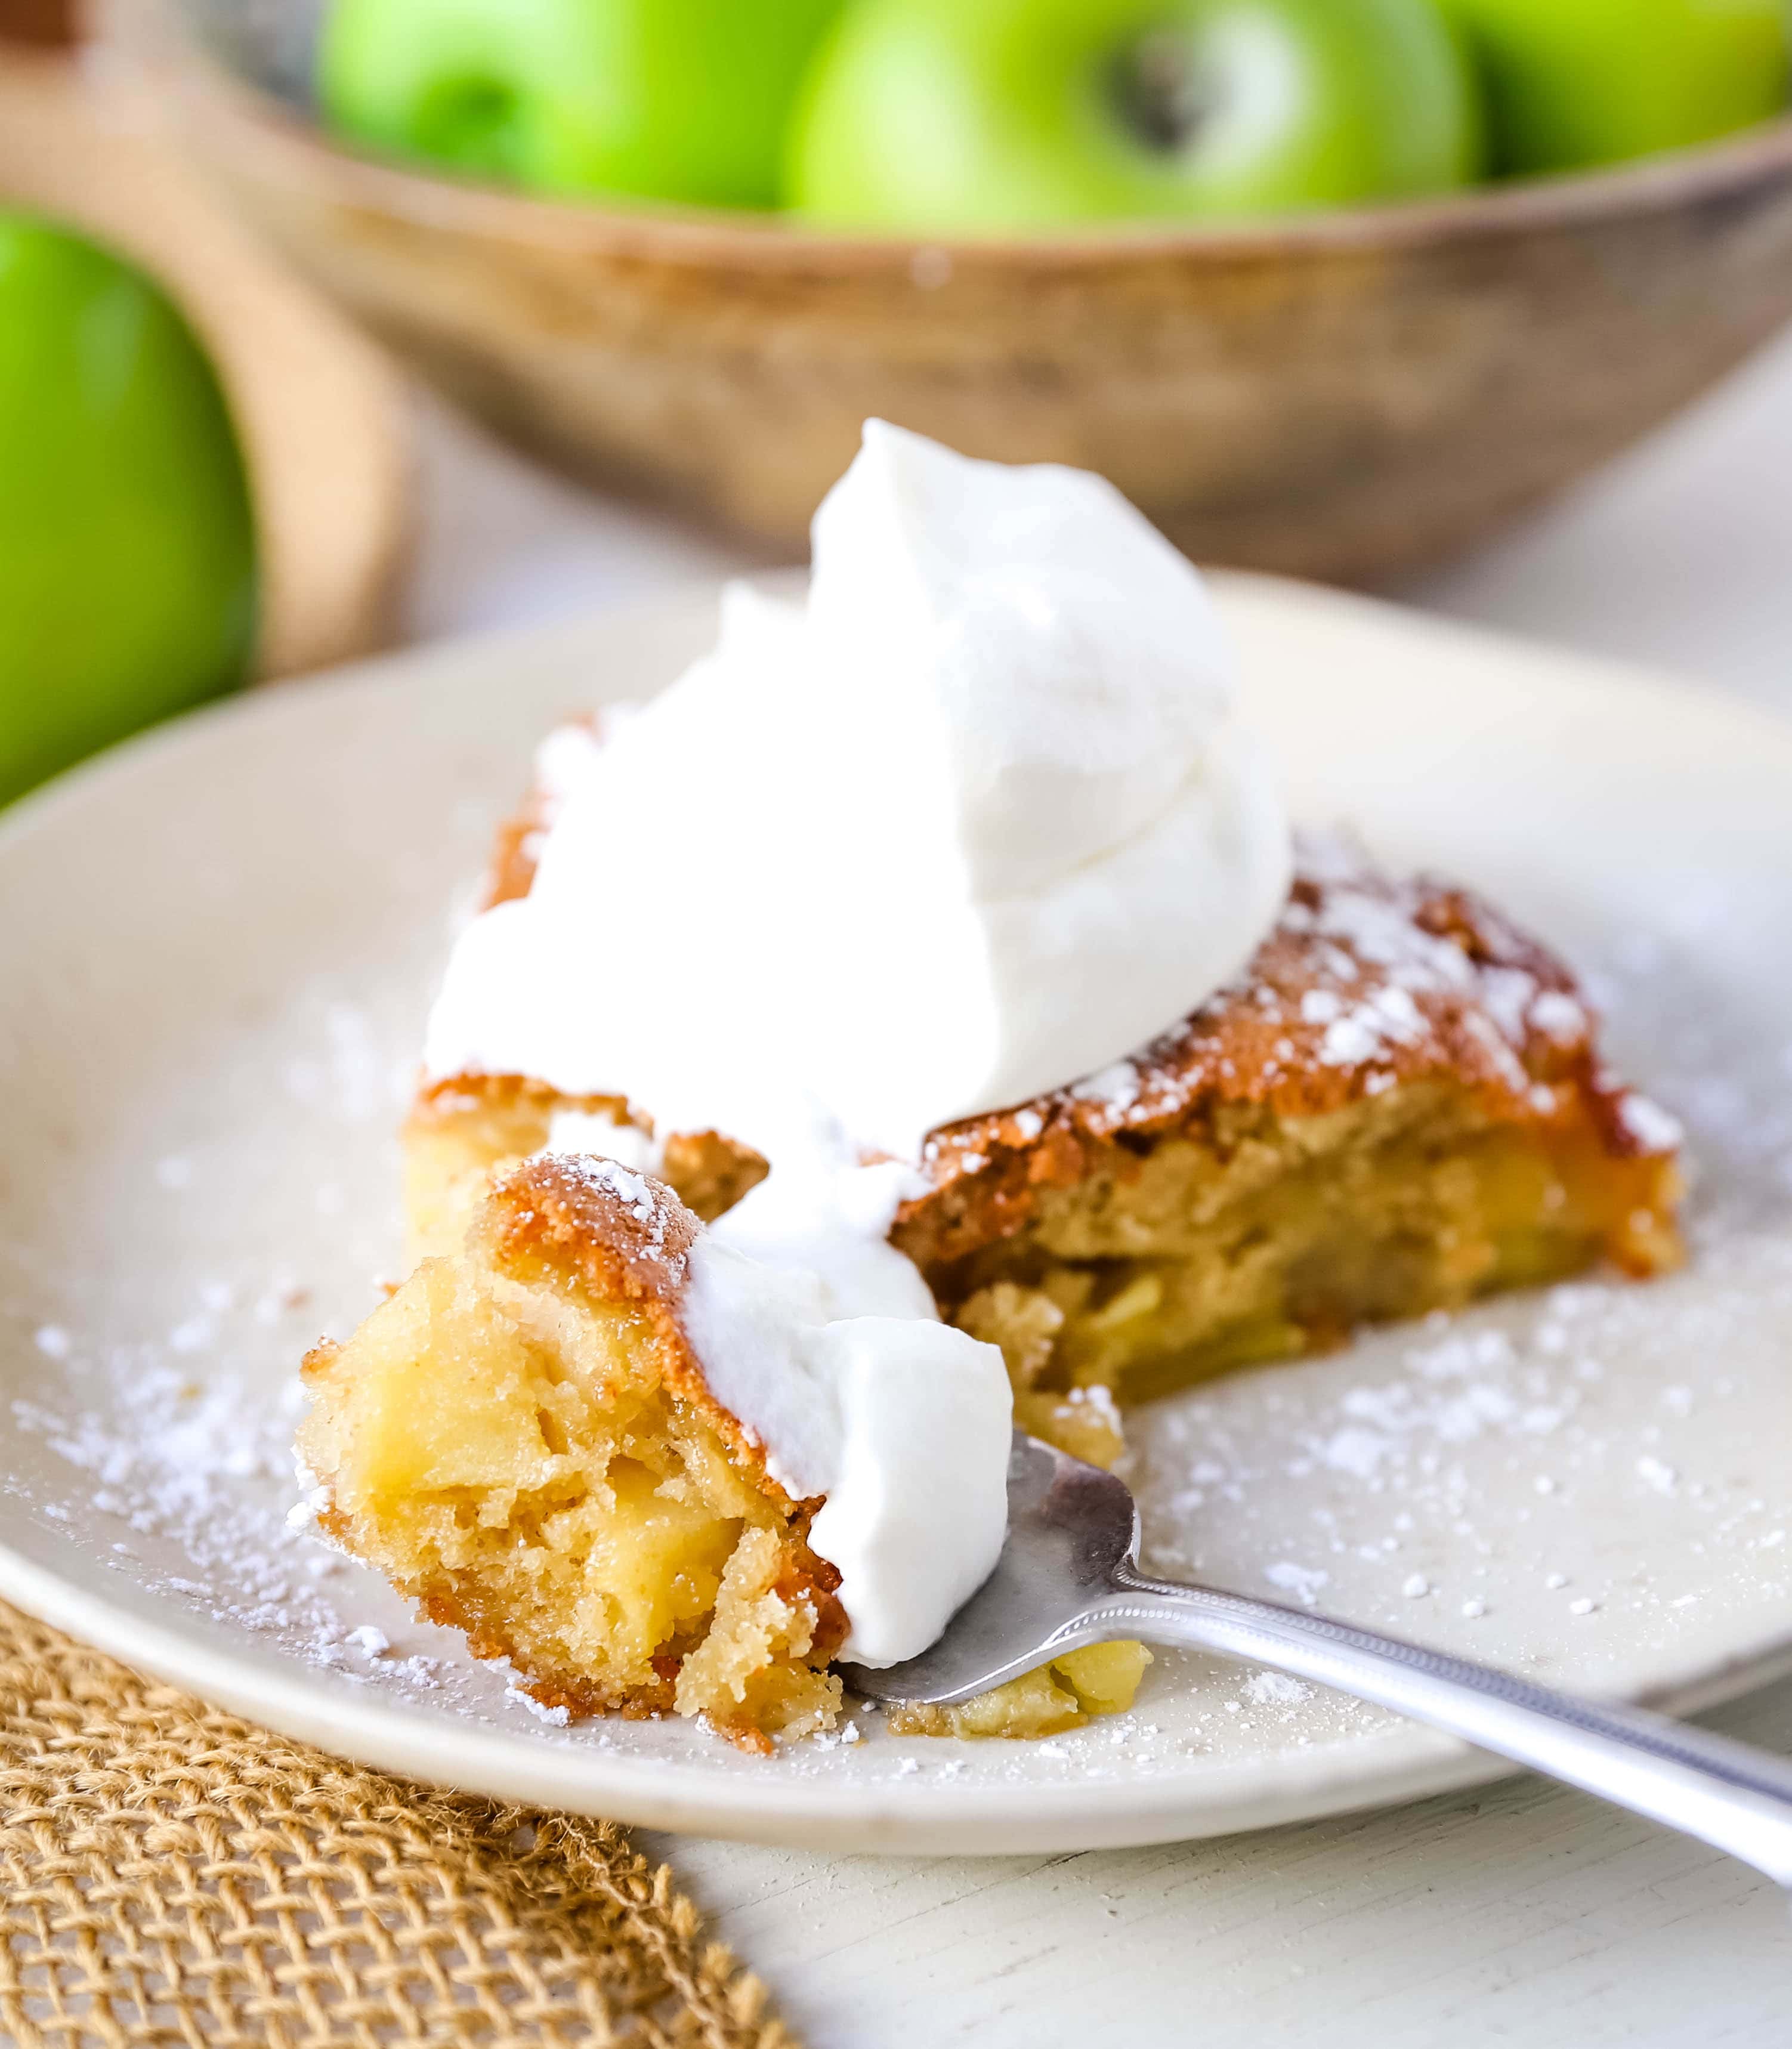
[{"left": 1092, "top": 1560, "right": 1792, "bottom": 1887}]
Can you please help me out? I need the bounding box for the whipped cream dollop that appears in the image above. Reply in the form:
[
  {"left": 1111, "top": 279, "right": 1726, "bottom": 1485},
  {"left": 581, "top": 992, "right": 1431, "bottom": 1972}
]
[
  {"left": 679, "top": 1233, "right": 1012, "bottom": 1668},
  {"left": 426, "top": 419, "right": 1291, "bottom": 1161},
  {"left": 425, "top": 421, "right": 1293, "bottom": 1668}
]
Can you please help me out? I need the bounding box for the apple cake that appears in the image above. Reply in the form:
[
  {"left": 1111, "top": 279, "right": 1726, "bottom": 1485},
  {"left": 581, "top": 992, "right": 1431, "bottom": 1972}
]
[{"left": 300, "top": 722, "right": 1685, "bottom": 1750}]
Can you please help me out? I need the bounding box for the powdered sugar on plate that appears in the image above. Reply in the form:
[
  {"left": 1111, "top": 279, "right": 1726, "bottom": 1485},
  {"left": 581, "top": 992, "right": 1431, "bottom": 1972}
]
[{"left": 8, "top": 1323, "right": 452, "bottom": 1698}]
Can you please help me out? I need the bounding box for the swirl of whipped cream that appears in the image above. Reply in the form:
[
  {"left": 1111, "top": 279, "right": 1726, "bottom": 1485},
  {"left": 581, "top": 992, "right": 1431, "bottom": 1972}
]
[{"left": 427, "top": 419, "right": 1291, "bottom": 1162}]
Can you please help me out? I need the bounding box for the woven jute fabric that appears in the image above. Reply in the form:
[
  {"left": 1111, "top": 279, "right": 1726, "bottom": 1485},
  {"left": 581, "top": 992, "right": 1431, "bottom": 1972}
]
[{"left": 0, "top": 1601, "right": 795, "bottom": 2049}]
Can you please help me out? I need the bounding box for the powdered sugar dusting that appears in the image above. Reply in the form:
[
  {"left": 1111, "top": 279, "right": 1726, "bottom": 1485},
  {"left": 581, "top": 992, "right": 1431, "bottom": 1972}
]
[
  {"left": 1531, "top": 989, "right": 1587, "bottom": 1042},
  {"left": 1241, "top": 1670, "right": 1312, "bottom": 1707},
  {"left": 9, "top": 1335, "right": 449, "bottom": 1690},
  {"left": 520, "top": 1149, "right": 693, "bottom": 1280},
  {"left": 1619, "top": 1092, "right": 1686, "bottom": 1155},
  {"left": 1070, "top": 1061, "right": 1141, "bottom": 1112},
  {"left": 581, "top": 1155, "right": 660, "bottom": 1228},
  {"left": 925, "top": 835, "right": 1613, "bottom": 1180},
  {"left": 1265, "top": 1561, "right": 1330, "bottom": 1606}
]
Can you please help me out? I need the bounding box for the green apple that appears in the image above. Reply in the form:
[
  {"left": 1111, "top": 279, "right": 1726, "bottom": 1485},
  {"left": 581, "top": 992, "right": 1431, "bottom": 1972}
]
[
  {"left": 0, "top": 215, "right": 256, "bottom": 810},
  {"left": 319, "top": 0, "right": 845, "bottom": 209},
  {"left": 1435, "top": 0, "right": 1788, "bottom": 175},
  {"left": 787, "top": 0, "right": 1483, "bottom": 230}
]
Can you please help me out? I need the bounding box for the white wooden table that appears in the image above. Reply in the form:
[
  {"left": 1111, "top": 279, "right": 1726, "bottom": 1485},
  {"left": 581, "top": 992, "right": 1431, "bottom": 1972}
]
[{"left": 406, "top": 338, "right": 1792, "bottom": 2048}]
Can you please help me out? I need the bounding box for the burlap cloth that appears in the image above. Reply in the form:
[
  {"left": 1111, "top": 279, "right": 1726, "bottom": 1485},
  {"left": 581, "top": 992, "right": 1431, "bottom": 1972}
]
[{"left": 0, "top": 1602, "right": 796, "bottom": 2049}]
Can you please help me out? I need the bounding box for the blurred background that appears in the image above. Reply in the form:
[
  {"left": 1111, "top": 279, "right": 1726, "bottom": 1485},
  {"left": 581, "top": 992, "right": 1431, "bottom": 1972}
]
[{"left": 2, "top": 0, "right": 1791, "bottom": 811}]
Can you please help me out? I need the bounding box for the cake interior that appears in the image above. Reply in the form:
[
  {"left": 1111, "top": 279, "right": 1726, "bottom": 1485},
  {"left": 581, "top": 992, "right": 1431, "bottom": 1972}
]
[
  {"left": 301, "top": 1158, "right": 1149, "bottom": 1746},
  {"left": 927, "top": 1081, "right": 1679, "bottom": 1408}
]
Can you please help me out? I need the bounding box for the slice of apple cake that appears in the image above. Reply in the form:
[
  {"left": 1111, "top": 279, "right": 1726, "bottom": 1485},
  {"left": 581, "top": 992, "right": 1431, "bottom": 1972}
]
[
  {"left": 897, "top": 845, "right": 1683, "bottom": 1407},
  {"left": 300, "top": 1153, "right": 849, "bottom": 1752}
]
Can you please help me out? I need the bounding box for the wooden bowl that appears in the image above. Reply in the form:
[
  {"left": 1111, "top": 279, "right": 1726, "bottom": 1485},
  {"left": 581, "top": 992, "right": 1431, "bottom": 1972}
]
[{"left": 155, "top": 2, "right": 1792, "bottom": 581}]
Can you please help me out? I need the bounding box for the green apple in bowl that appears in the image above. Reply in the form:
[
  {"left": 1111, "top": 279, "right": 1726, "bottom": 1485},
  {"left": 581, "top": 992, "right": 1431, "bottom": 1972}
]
[
  {"left": 1438, "top": 0, "right": 1788, "bottom": 175},
  {"left": 788, "top": 0, "right": 1483, "bottom": 230},
  {"left": 0, "top": 215, "right": 256, "bottom": 810},
  {"left": 319, "top": 0, "right": 845, "bottom": 208}
]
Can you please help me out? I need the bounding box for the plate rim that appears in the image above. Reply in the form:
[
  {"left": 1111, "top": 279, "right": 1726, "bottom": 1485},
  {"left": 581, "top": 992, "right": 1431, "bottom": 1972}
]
[{"left": 7, "top": 1529, "right": 1792, "bottom": 1855}]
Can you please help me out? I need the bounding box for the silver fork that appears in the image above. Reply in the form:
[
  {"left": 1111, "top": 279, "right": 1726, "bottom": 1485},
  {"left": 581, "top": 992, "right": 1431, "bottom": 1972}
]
[{"left": 842, "top": 1432, "right": 1792, "bottom": 1884}]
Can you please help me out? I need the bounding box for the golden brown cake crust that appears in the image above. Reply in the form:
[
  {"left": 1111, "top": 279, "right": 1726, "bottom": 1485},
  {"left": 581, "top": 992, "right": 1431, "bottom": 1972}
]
[
  {"left": 493, "top": 1148, "right": 702, "bottom": 1305},
  {"left": 891, "top": 842, "right": 1678, "bottom": 1275},
  {"left": 481, "top": 713, "right": 598, "bottom": 911},
  {"left": 407, "top": 1075, "right": 770, "bottom": 1236}
]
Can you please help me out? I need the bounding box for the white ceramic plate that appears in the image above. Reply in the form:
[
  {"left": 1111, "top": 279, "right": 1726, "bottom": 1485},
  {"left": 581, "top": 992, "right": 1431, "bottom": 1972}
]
[{"left": 2, "top": 573, "right": 1790, "bottom": 1856}]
